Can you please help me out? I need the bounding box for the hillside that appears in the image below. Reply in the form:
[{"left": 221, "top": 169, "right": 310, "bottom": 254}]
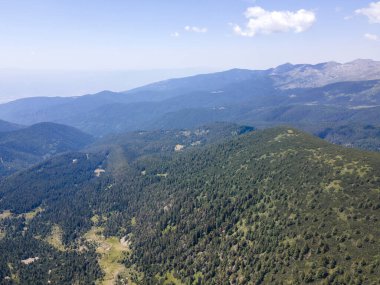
[
  {"left": 317, "top": 124, "right": 380, "bottom": 152},
  {"left": 93, "top": 122, "right": 255, "bottom": 161},
  {"left": 0, "top": 119, "right": 23, "bottom": 133},
  {"left": 0, "top": 127, "right": 379, "bottom": 284},
  {"left": 0, "top": 122, "right": 94, "bottom": 176}
]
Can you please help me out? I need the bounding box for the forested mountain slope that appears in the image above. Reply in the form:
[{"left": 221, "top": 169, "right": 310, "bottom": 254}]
[
  {"left": 92, "top": 122, "right": 254, "bottom": 161},
  {"left": 0, "top": 122, "right": 93, "bottom": 176},
  {"left": 0, "top": 119, "right": 23, "bottom": 133},
  {"left": 317, "top": 124, "right": 380, "bottom": 152},
  {"left": 0, "top": 127, "right": 379, "bottom": 284}
]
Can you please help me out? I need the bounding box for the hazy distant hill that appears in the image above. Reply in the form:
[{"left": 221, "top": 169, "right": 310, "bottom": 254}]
[
  {"left": 0, "top": 127, "right": 379, "bottom": 284},
  {"left": 0, "top": 122, "right": 93, "bottom": 176},
  {"left": 271, "top": 59, "right": 380, "bottom": 89},
  {"left": 0, "top": 119, "right": 23, "bottom": 133},
  {"left": 0, "top": 60, "right": 379, "bottom": 150}
]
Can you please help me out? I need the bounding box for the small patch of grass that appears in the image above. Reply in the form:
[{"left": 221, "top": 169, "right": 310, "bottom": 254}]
[
  {"left": 323, "top": 180, "right": 343, "bottom": 192},
  {"left": 162, "top": 225, "right": 176, "bottom": 235},
  {"left": 24, "top": 207, "right": 44, "bottom": 221},
  {"left": 193, "top": 272, "right": 203, "bottom": 285},
  {"left": 85, "top": 227, "right": 141, "bottom": 285},
  {"left": 156, "top": 271, "right": 185, "bottom": 285},
  {"left": 0, "top": 210, "right": 12, "bottom": 220},
  {"left": 46, "top": 225, "right": 65, "bottom": 251}
]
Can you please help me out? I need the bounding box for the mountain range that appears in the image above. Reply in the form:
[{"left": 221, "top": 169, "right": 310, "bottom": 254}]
[
  {"left": 0, "top": 59, "right": 378, "bottom": 143},
  {"left": 0, "top": 60, "right": 380, "bottom": 284}
]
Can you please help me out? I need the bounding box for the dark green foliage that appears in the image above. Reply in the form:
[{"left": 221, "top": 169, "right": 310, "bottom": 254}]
[
  {"left": 0, "top": 234, "right": 102, "bottom": 285},
  {"left": 94, "top": 122, "right": 255, "bottom": 161},
  {"left": 317, "top": 124, "right": 380, "bottom": 151},
  {"left": 0, "top": 127, "right": 380, "bottom": 284},
  {"left": 113, "top": 128, "right": 380, "bottom": 284},
  {"left": 0, "top": 122, "right": 94, "bottom": 176}
]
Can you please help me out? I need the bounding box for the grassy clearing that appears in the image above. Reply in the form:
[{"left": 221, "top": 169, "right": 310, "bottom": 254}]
[
  {"left": 24, "top": 207, "right": 44, "bottom": 221},
  {"left": 156, "top": 271, "right": 184, "bottom": 285},
  {"left": 162, "top": 225, "right": 177, "bottom": 235},
  {"left": 193, "top": 272, "right": 203, "bottom": 285},
  {"left": 333, "top": 208, "right": 348, "bottom": 222},
  {"left": 257, "top": 149, "right": 297, "bottom": 161},
  {"left": 310, "top": 151, "right": 373, "bottom": 179},
  {"left": 0, "top": 210, "right": 12, "bottom": 220},
  {"left": 7, "top": 263, "right": 19, "bottom": 283},
  {"left": 272, "top": 130, "right": 297, "bottom": 142},
  {"left": 0, "top": 207, "right": 43, "bottom": 222},
  {"left": 85, "top": 227, "right": 141, "bottom": 285},
  {"left": 46, "top": 225, "right": 65, "bottom": 251},
  {"left": 0, "top": 229, "right": 5, "bottom": 239},
  {"left": 236, "top": 219, "right": 249, "bottom": 235},
  {"left": 323, "top": 180, "right": 343, "bottom": 192}
]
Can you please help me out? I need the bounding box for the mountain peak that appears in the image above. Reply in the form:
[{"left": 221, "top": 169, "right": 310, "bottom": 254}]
[
  {"left": 347, "top": 58, "right": 375, "bottom": 64},
  {"left": 272, "top": 62, "right": 295, "bottom": 73}
]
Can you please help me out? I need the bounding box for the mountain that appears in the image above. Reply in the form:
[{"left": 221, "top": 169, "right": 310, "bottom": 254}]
[
  {"left": 317, "top": 124, "right": 380, "bottom": 152},
  {"left": 0, "top": 127, "right": 379, "bottom": 284},
  {"left": 92, "top": 122, "right": 255, "bottom": 162},
  {"left": 0, "top": 119, "right": 23, "bottom": 133},
  {"left": 271, "top": 59, "right": 380, "bottom": 89},
  {"left": 0, "top": 122, "right": 94, "bottom": 176},
  {"left": 0, "top": 60, "right": 379, "bottom": 151},
  {"left": 132, "top": 59, "right": 380, "bottom": 93}
]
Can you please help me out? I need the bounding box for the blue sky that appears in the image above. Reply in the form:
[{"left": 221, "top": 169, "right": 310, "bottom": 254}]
[
  {"left": 0, "top": 0, "right": 379, "bottom": 71},
  {"left": 0, "top": 0, "right": 379, "bottom": 101}
]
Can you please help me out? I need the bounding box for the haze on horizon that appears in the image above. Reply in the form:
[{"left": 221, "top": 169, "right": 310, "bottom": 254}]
[{"left": 0, "top": 0, "right": 379, "bottom": 102}]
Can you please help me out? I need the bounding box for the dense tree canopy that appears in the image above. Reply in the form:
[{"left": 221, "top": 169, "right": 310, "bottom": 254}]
[{"left": 0, "top": 126, "right": 379, "bottom": 284}]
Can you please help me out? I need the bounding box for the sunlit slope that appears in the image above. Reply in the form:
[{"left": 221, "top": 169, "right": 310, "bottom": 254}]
[{"left": 0, "top": 127, "right": 379, "bottom": 284}]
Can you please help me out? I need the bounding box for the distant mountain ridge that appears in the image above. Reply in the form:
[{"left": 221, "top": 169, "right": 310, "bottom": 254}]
[
  {"left": 0, "top": 119, "right": 23, "bottom": 133},
  {"left": 271, "top": 59, "right": 380, "bottom": 89},
  {"left": 0, "top": 59, "right": 378, "bottom": 150}
]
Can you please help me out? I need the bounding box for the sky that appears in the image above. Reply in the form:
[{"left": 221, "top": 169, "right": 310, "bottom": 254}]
[{"left": 0, "top": 0, "right": 379, "bottom": 100}]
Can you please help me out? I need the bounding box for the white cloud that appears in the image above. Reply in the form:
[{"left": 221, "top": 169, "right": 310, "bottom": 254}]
[
  {"left": 364, "top": 33, "right": 379, "bottom": 41},
  {"left": 356, "top": 1, "right": 380, "bottom": 23},
  {"left": 233, "top": 6, "right": 316, "bottom": 37},
  {"left": 184, "top": 26, "right": 208, "bottom": 33},
  {"left": 171, "top": 32, "right": 180, "bottom": 37}
]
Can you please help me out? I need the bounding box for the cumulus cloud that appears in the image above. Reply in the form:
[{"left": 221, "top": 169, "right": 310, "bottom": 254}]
[
  {"left": 171, "top": 32, "right": 180, "bottom": 37},
  {"left": 364, "top": 33, "right": 379, "bottom": 41},
  {"left": 233, "top": 6, "right": 316, "bottom": 37},
  {"left": 184, "top": 26, "right": 208, "bottom": 33},
  {"left": 356, "top": 1, "right": 380, "bottom": 23}
]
